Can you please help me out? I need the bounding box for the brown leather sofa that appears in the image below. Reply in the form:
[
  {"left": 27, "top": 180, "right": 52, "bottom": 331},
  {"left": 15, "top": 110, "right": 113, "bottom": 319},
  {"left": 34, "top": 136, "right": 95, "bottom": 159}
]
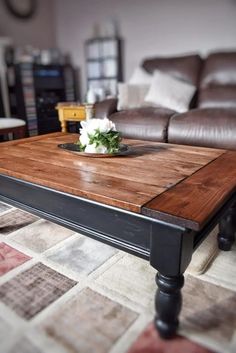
[{"left": 95, "top": 51, "right": 236, "bottom": 150}]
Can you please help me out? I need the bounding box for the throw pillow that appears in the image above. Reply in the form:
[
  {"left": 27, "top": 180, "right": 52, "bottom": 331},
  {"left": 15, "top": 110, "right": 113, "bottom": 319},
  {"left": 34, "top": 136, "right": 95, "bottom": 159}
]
[
  {"left": 117, "top": 83, "right": 150, "bottom": 111},
  {"left": 129, "top": 66, "right": 153, "bottom": 85},
  {"left": 144, "top": 70, "right": 196, "bottom": 113}
]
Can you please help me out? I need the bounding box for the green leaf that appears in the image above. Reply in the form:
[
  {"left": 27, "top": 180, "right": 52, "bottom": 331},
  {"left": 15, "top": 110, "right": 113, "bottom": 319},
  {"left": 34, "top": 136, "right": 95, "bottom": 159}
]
[{"left": 75, "top": 130, "right": 122, "bottom": 153}]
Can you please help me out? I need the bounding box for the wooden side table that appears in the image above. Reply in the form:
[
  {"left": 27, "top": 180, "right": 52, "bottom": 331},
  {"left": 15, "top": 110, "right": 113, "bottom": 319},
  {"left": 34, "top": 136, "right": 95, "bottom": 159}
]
[{"left": 56, "top": 103, "right": 94, "bottom": 132}]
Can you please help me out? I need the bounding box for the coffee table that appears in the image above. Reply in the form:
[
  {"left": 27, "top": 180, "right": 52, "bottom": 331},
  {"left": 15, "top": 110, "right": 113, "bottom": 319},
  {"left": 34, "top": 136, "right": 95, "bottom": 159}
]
[{"left": 0, "top": 132, "right": 235, "bottom": 338}]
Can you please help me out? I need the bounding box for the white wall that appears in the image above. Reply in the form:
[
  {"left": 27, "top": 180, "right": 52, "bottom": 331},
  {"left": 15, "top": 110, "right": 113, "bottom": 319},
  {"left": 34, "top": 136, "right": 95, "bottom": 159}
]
[
  {"left": 52, "top": 0, "right": 236, "bottom": 95},
  {"left": 0, "top": 0, "right": 56, "bottom": 48}
]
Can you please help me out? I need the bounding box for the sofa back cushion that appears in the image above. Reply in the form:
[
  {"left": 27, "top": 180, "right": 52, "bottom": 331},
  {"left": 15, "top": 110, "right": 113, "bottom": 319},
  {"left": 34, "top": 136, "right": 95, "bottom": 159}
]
[
  {"left": 142, "top": 54, "right": 202, "bottom": 86},
  {"left": 198, "top": 87, "right": 236, "bottom": 109},
  {"left": 200, "top": 52, "right": 236, "bottom": 88},
  {"left": 198, "top": 51, "right": 236, "bottom": 109}
]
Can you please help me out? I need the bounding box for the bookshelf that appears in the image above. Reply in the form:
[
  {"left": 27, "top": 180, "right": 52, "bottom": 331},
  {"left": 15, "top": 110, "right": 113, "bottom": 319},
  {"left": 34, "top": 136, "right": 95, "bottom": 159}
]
[{"left": 85, "top": 37, "right": 122, "bottom": 97}]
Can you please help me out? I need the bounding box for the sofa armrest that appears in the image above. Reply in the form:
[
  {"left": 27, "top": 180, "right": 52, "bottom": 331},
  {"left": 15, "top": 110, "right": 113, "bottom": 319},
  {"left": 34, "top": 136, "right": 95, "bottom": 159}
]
[{"left": 94, "top": 98, "right": 118, "bottom": 119}]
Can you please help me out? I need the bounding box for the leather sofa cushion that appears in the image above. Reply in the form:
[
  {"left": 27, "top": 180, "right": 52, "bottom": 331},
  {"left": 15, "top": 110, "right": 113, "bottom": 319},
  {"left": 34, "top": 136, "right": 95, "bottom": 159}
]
[
  {"left": 168, "top": 108, "right": 236, "bottom": 150},
  {"left": 198, "top": 87, "right": 236, "bottom": 109},
  {"left": 94, "top": 98, "right": 118, "bottom": 119},
  {"left": 110, "top": 107, "right": 175, "bottom": 142},
  {"left": 200, "top": 52, "right": 236, "bottom": 88},
  {"left": 142, "top": 54, "right": 202, "bottom": 86}
]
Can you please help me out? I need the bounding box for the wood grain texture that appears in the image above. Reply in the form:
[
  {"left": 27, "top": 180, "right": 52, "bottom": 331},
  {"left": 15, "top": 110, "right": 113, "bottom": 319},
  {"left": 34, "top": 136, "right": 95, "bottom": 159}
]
[
  {"left": 143, "top": 151, "right": 236, "bottom": 230},
  {"left": 0, "top": 132, "right": 68, "bottom": 147},
  {"left": 0, "top": 133, "right": 226, "bottom": 217}
]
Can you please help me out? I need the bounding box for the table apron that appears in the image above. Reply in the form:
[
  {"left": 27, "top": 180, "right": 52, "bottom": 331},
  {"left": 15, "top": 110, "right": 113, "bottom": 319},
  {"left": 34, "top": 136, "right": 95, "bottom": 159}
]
[{"left": 0, "top": 175, "right": 185, "bottom": 262}]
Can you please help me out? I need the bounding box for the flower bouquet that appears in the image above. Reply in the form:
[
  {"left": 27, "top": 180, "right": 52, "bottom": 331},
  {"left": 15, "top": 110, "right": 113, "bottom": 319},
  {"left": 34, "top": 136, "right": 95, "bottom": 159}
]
[{"left": 76, "top": 118, "right": 122, "bottom": 154}]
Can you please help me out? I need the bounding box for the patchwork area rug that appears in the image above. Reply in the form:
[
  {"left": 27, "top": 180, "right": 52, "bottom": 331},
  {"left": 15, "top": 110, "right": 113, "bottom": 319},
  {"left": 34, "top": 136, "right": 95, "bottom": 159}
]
[{"left": 0, "top": 202, "right": 236, "bottom": 353}]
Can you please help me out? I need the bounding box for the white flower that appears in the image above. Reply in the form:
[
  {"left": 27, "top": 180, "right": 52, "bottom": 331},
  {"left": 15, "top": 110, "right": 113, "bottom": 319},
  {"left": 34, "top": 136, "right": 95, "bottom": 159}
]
[
  {"left": 84, "top": 143, "right": 108, "bottom": 154},
  {"left": 78, "top": 118, "right": 118, "bottom": 154},
  {"left": 99, "top": 118, "right": 116, "bottom": 133},
  {"left": 79, "top": 131, "right": 90, "bottom": 146},
  {"left": 95, "top": 145, "right": 108, "bottom": 154},
  {"left": 84, "top": 143, "right": 97, "bottom": 153},
  {"left": 80, "top": 119, "right": 98, "bottom": 135},
  {"left": 80, "top": 118, "right": 116, "bottom": 135}
]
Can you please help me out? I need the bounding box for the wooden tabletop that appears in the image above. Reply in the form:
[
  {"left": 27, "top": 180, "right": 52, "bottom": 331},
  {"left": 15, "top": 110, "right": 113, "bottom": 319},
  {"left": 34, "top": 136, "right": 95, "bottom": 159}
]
[{"left": 0, "top": 132, "right": 235, "bottom": 231}]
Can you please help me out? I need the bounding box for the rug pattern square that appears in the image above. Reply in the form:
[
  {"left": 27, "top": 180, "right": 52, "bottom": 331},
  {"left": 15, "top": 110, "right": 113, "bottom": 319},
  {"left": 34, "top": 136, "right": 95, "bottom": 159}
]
[
  {"left": 7, "top": 339, "right": 43, "bottom": 353},
  {"left": 41, "top": 287, "right": 138, "bottom": 353},
  {"left": 0, "top": 202, "right": 235, "bottom": 353},
  {"left": 95, "top": 253, "right": 156, "bottom": 311},
  {"left": 0, "top": 203, "right": 11, "bottom": 214},
  {"left": 0, "top": 316, "right": 12, "bottom": 344},
  {"left": 46, "top": 236, "right": 117, "bottom": 276},
  {"left": 0, "top": 209, "right": 38, "bottom": 235},
  {"left": 127, "top": 323, "right": 214, "bottom": 353},
  {"left": 0, "top": 242, "right": 31, "bottom": 276},
  {"left": 181, "top": 275, "right": 236, "bottom": 344},
  {"left": 10, "top": 219, "right": 74, "bottom": 253},
  {"left": 0, "top": 262, "right": 77, "bottom": 320}
]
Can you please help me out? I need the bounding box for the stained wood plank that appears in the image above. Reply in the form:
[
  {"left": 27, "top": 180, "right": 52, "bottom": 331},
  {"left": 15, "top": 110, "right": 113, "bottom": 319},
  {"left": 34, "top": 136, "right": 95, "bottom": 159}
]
[
  {"left": 143, "top": 151, "right": 236, "bottom": 230},
  {"left": 0, "top": 154, "right": 166, "bottom": 212},
  {"left": 16, "top": 134, "right": 224, "bottom": 177},
  {"left": 27, "top": 134, "right": 223, "bottom": 162},
  {"left": 0, "top": 133, "right": 227, "bottom": 217},
  {"left": 0, "top": 144, "right": 214, "bottom": 189},
  {"left": 0, "top": 132, "right": 67, "bottom": 147},
  {"left": 18, "top": 141, "right": 219, "bottom": 171},
  {"left": 123, "top": 138, "right": 224, "bottom": 159}
]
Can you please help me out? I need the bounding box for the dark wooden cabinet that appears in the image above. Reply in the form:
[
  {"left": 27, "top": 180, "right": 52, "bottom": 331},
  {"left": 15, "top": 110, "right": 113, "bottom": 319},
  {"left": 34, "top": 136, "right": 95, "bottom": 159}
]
[{"left": 7, "top": 63, "right": 77, "bottom": 136}]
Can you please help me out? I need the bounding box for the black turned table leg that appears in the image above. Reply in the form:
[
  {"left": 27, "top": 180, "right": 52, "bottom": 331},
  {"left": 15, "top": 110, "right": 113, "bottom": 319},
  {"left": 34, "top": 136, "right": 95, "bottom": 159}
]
[
  {"left": 218, "top": 203, "right": 236, "bottom": 251},
  {"left": 150, "top": 224, "right": 194, "bottom": 339},
  {"left": 155, "top": 273, "right": 184, "bottom": 339}
]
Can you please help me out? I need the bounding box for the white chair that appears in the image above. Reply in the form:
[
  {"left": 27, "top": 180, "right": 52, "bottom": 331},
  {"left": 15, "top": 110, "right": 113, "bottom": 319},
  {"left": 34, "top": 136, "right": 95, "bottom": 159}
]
[
  {"left": 0, "top": 117, "right": 26, "bottom": 140},
  {"left": 0, "top": 77, "right": 26, "bottom": 140}
]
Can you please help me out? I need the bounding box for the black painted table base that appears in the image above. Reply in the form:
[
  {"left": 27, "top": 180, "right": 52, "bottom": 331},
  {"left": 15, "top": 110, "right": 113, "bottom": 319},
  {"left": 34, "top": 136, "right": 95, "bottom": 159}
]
[
  {"left": 0, "top": 175, "right": 235, "bottom": 339},
  {"left": 155, "top": 274, "right": 184, "bottom": 339},
  {"left": 218, "top": 203, "right": 236, "bottom": 251}
]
